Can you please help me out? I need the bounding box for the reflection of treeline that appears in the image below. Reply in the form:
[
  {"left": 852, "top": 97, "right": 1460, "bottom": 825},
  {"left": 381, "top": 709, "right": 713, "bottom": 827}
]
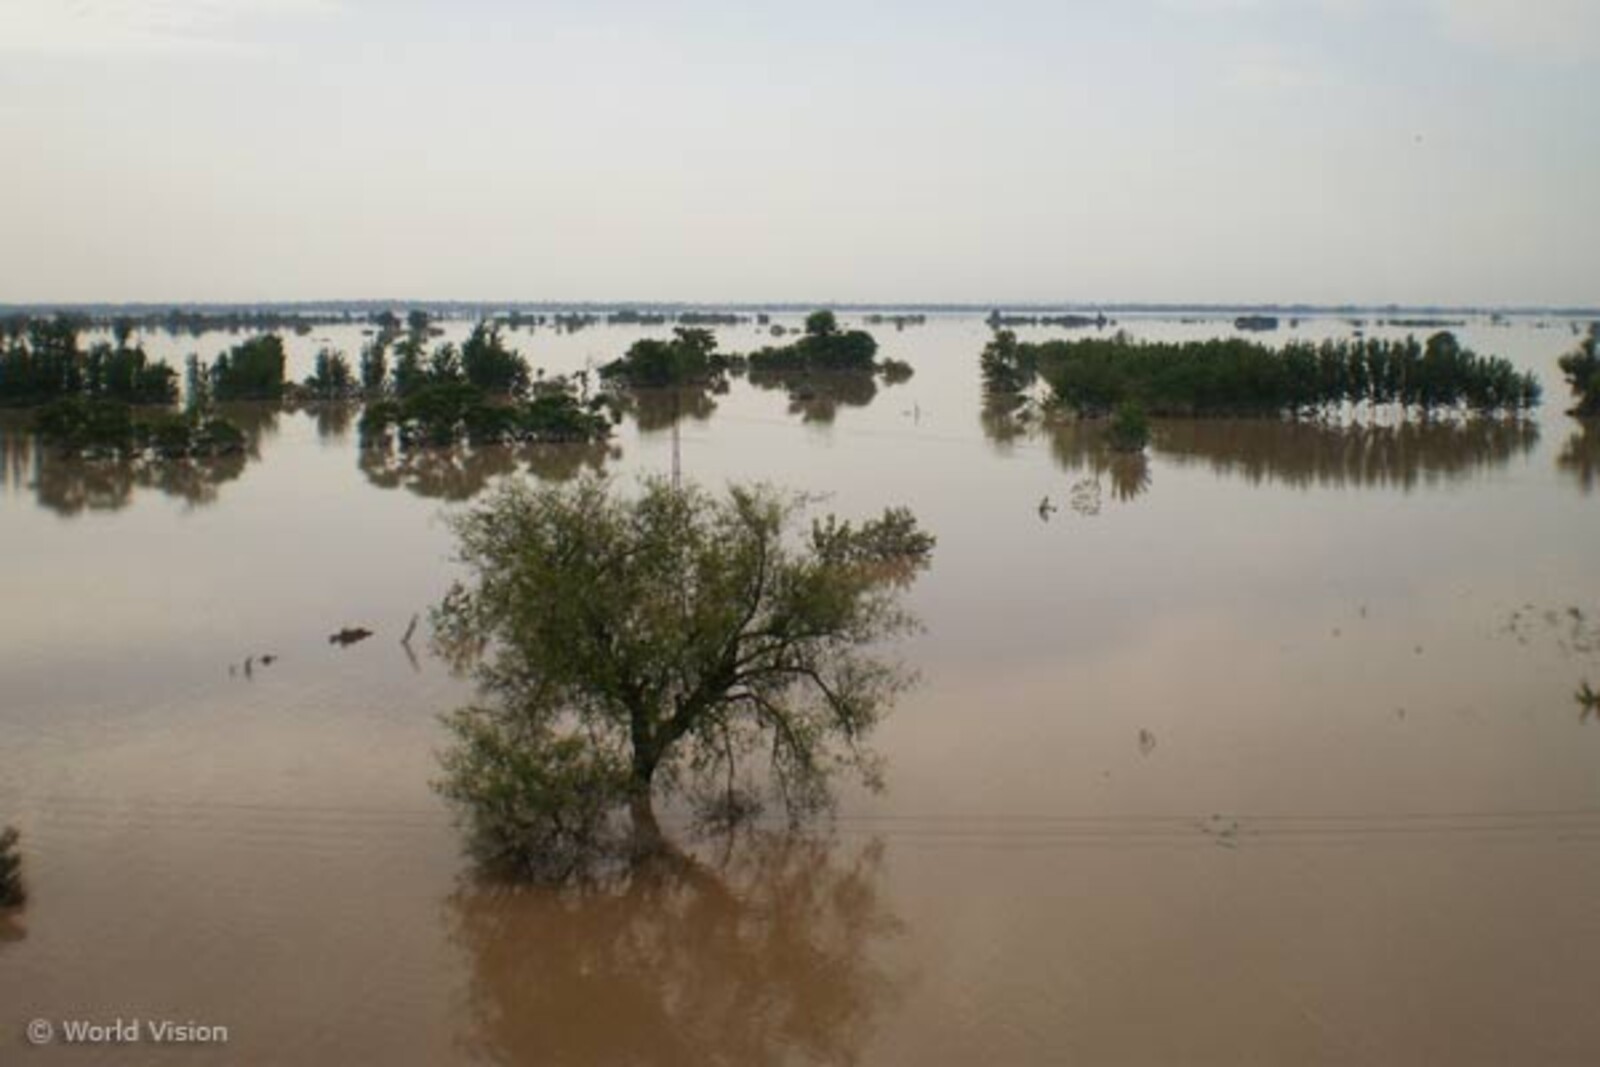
[
  {"left": 982, "top": 329, "right": 1540, "bottom": 416},
  {"left": 1559, "top": 420, "right": 1598, "bottom": 493},
  {"left": 1046, "top": 417, "right": 1539, "bottom": 491},
  {"left": 360, "top": 437, "right": 617, "bottom": 500},
  {"left": 1, "top": 406, "right": 274, "bottom": 515},
  {"left": 447, "top": 834, "right": 904, "bottom": 1067}
]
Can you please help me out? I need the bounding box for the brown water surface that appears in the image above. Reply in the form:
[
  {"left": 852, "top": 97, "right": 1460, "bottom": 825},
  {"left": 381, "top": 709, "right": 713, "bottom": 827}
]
[{"left": 2, "top": 313, "right": 1598, "bottom": 1064}]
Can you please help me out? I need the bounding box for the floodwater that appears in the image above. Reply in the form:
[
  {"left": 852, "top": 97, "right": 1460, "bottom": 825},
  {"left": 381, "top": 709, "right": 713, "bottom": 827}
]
[{"left": 2, "top": 313, "right": 1598, "bottom": 1064}]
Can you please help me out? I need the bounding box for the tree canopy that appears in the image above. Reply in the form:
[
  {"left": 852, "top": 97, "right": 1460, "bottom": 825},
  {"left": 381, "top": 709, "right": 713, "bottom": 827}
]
[
  {"left": 1558, "top": 323, "right": 1599, "bottom": 417},
  {"left": 432, "top": 476, "right": 934, "bottom": 878},
  {"left": 598, "top": 327, "right": 735, "bottom": 389}
]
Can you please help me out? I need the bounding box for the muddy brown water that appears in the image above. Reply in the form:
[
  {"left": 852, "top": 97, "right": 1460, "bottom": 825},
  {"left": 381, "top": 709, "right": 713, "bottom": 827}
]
[{"left": 2, "top": 314, "right": 1598, "bottom": 1064}]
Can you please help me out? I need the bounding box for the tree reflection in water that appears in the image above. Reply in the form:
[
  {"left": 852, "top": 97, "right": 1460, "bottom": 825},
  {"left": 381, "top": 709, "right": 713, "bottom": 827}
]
[
  {"left": 360, "top": 439, "right": 618, "bottom": 501},
  {"left": 305, "top": 401, "right": 356, "bottom": 442},
  {"left": 747, "top": 369, "right": 884, "bottom": 424},
  {"left": 0, "top": 405, "right": 276, "bottom": 516},
  {"left": 616, "top": 385, "right": 723, "bottom": 434},
  {"left": 984, "top": 412, "right": 1541, "bottom": 497},
  {"left": 1557, "top": 420, "right": 1598, "bottom": 494},
  {"left": 1153, "top": 417, "right": 1538, "bottom": 490},
  {"left": 446, "top": 831, "right": 906, "bottom": 1067}
]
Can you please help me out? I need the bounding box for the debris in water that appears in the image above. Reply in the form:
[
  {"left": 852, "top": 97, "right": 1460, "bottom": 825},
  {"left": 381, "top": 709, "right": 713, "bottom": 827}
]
[
  {"left": 1138, "top": 728, "right": 1156, "bottom": 756},
  {"left": 329, "top": 627, "right": 374, "bottom": 647},
  {"left": 401, "top": 613, "right": 419, "bottom": 647},
  {"left": 1201, "top": 814, "right": 1240, "bottom": 848}
]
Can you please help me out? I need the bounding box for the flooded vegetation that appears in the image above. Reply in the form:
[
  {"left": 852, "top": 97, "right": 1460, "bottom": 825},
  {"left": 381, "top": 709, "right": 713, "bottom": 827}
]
[
  {"left": 983, "top": 328, "right": 1540, "bottom": 416},
  {"left": 433, "top": 476, "right": 933, "bottom": 878},
  {"left": 4, "top": 311, "right": 1599, "bottom": 1064}
]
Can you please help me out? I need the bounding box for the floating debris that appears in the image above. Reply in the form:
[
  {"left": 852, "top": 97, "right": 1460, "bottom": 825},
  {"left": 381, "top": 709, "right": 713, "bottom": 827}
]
[
  {"left": 1037, "top": 496, "right": 1057, "bottom": 521},
  {"left": 329, "top": 627, "right": 374, "bottom": 647},
  {"left": 1137, "top": 728, "right": 1157, "bottom": 756},
  {"left": 401, "top": 613, "right": 419, "bottom": 647},
  {"left": 259, "top": 654, "right": 277, "bottom": 667},
  {"left": 1201, "top": 814, "right": 1240, "bottom": 849},
  {"left": 1578, "top": 682, "right": 1599, "bottom": 723}
]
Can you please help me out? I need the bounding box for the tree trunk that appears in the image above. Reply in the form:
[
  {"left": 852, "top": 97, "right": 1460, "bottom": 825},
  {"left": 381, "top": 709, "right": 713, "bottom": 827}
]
[{"left": 627, "top": 790, "right": 666, "bottom": 859}]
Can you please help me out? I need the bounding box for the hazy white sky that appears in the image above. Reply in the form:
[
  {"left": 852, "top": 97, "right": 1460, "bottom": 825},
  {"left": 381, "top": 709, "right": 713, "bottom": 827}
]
[{"left": 1, "top": 0, "right": 1596, "bottom": 305}]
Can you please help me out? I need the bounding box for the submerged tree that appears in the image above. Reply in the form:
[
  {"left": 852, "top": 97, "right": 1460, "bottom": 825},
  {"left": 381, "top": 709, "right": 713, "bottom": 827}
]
[
  {"left": 1558, "top": 323, "right": 1599, "bottom": 417},
  {"left": 433, "top": 477, "right": 934, "bottom": 878},
  {"left": 980, "top": 328, "right": 1540, "bottom": 418},
  {"left": 0, "top": 826, "right": 23, "bottom": 908}
]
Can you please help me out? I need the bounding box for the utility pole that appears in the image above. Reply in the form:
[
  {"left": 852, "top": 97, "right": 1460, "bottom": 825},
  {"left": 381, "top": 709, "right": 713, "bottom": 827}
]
[{"left": 671, "top": 387, "right": 682, "bottom": 488}]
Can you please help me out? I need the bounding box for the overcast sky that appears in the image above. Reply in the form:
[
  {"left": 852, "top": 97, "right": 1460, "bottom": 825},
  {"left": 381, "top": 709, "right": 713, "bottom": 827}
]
[{"left": 1, "top": 0, "right": 1596, "bottom": 305}]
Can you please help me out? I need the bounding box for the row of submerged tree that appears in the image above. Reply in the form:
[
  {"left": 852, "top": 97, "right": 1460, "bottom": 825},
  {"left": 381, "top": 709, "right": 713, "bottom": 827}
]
[
  {"left": 0, "top": 319, "right": 269, "bottom": 460},
  {"left": 356, "top": 321, "right": 615, "bottom": 450},
  {"left": 981, "top": 328, "right": 1542, "bottom": 418}
]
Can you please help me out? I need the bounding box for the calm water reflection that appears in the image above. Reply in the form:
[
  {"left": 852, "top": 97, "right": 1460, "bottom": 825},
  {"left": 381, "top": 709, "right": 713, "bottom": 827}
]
[
  {"left": 746, "top": 368, "right": 896, "bottom": 424},
  {"left": 448, "top": 832, "right": 905, "bottom": 1067},
  {"left": 0, "top": 405, "right": 276, "bottom": 516},
  {"left": 1559, "top": 419, "right": 1599, "bottom": 493},
  {"left": 983, "top": 409, "right": 1541, "bottom": 493},
  {"left": 359, "top": 438, "right": 618, "bottom": 500},
  {"left": 617, "top": 385, "right": 724, "bottom": 433}
]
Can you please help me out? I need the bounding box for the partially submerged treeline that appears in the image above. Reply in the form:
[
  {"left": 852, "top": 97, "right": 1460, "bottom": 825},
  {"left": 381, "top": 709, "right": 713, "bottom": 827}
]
[
  {"left": 357, "top": 316, "right": 612, "bottom": 448},
  {"left": 0, "top": 317, "right": 177, "bottom": 406},
  {"left": 1, "top": 319, "right": 253, "bottom": 460},
  {"left": 981, "top": 328, "right": 1542, "bottom": 417}
]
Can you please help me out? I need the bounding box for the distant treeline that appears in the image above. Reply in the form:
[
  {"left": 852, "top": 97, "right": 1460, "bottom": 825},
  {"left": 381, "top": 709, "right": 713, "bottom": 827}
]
[
  {"left": 987, "top": 310, "right": 1108, "bottom": 330},
  {"left": 981, "top": 329, "right": 1539, "bottom": 417}
]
